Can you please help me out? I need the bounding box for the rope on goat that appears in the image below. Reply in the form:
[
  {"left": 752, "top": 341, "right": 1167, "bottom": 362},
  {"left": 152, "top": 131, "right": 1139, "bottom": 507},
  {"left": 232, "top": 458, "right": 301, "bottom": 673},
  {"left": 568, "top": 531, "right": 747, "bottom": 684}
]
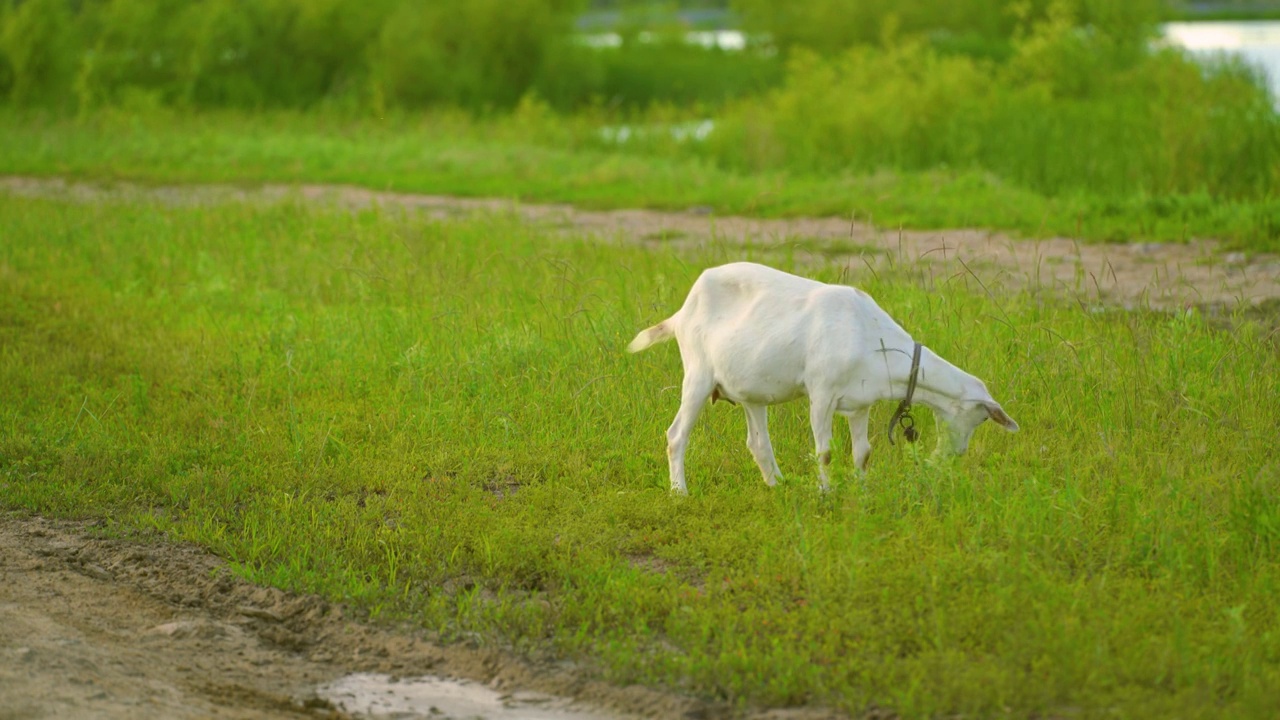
[{"left": 887, "top": 341, "right": 923, "bottom": 446}]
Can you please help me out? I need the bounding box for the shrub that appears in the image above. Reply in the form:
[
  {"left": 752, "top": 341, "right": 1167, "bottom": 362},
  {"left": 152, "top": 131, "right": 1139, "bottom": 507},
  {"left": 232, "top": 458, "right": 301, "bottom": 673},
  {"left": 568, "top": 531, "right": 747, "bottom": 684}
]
[
  {"left": 703, "top": 42, "right": 995, "bottom": 174},
  {"left": 731, "top": 0, "right": 1051, "bottom": 56},
  {"left": 4, "top": 0, "right": 586, "bottom": 112},
  {"left": 587, "top": 40, "right": 781, "bottom": 109},
  {"left": 702, "top": 3, "right": 1280, "bottom": 200},
  {"left": 368, "top": 0, "right": 584, "bottom": 110},
  {"left": 730, "top": 0, "right": 1163, "bottom": 59},
  {"left": 0, "top": 0, "right": 79, "bottom": 106},
  {"left": 71, "top": 0, "right": 395, "bottom": 110}
]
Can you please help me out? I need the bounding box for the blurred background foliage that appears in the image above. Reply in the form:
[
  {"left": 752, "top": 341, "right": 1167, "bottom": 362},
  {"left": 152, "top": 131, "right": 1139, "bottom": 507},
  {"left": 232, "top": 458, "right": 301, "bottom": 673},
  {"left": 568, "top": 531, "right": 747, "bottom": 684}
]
[{"left": 0, "top": 0, "right": 1277, "bottom": 204}]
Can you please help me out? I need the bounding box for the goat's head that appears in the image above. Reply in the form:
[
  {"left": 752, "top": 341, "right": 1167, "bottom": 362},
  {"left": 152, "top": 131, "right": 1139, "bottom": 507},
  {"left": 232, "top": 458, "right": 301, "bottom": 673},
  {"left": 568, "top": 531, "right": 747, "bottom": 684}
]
[{"left": 934, "top": 397, "right": 1019, "bottom": 455}]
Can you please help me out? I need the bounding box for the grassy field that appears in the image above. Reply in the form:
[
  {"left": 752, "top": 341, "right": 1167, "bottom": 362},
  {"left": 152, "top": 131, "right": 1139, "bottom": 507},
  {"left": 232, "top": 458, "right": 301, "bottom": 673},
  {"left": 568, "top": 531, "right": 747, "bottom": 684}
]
[
  {"left": 2, "top": 191, "right": 1279, "bottom": 717},
  {"left": 3, "top": 110, "right": 1280, "bottom": 253}
]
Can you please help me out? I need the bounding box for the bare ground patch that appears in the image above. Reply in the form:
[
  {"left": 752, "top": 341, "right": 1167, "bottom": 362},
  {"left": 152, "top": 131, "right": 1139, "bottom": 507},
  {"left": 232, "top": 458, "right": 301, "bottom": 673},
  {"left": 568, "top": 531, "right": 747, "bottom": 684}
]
[
  {"left": 3, "top": 175, "right": 1278, "bottom": 310},
  {"left": 0, "top": 514, "right": 845, "bottom": 720}
]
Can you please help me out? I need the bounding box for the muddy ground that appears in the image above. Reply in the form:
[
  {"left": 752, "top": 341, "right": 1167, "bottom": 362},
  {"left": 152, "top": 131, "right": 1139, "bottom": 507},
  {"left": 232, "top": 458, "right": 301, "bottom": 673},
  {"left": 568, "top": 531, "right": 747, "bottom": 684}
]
[
  {"left": 2, "top": 176, "right": 1278, "bottom": 719},
  {"left": 1, "top": 514, "right": 841, "bottom": 720}
]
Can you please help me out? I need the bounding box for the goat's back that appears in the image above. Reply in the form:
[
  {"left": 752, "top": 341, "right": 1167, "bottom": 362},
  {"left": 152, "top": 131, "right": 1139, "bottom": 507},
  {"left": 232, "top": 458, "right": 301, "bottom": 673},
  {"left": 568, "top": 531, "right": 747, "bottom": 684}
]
[{"left": 670, "top": 264, "right": 889, "bottom": 401}]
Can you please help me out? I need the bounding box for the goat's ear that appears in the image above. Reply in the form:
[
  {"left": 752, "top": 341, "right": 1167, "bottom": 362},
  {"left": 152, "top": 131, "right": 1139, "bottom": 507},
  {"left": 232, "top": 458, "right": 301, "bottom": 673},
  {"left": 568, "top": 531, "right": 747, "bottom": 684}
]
[{"left": 983, "top": 402, "right": 1019, "bottom": 432}]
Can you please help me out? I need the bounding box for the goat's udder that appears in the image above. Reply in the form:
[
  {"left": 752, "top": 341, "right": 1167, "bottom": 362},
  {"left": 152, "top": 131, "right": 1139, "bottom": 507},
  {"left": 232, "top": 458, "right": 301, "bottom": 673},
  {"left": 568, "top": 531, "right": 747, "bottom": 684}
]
[{"left": 711, "top": 386, "right": 738, "bottom": 406}]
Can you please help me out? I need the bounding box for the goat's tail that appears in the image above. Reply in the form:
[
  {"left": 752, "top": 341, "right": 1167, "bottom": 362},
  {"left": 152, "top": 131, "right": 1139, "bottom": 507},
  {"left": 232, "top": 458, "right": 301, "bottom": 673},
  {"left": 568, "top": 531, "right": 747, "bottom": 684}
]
[{"left": 627, "top": 320, "right": 675, "bottom": 353}]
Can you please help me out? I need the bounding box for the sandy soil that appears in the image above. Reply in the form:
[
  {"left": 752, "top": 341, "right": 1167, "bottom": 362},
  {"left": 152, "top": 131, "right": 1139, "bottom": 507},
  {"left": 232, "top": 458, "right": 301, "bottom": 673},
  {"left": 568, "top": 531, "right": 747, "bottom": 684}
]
[
  {"left": 2, "top": 176, "right": 1275, "bottom": 719},
  {"left": 4, "top": 175, "right": 1278, "bottom": 310},
  {"left": 0, "top": 514, "right": 842, "bottom": 720}
]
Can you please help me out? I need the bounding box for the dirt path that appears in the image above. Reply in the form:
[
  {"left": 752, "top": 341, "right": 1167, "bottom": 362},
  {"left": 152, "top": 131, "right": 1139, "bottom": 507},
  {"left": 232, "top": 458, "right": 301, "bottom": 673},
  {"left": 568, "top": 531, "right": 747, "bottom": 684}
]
[
  {"left": 4, "top": 175, "right": 1279, "bottom": 309},
  {"left": 2, "top": 514, "right": 841, "bottom": 720}
]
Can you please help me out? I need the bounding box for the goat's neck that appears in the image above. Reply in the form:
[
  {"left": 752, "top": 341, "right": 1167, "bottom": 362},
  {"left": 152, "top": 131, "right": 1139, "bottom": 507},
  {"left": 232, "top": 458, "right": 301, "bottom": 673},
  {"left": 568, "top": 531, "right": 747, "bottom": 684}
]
[{"left": 879, "top": 341, "right": 973, "bottom": 411}]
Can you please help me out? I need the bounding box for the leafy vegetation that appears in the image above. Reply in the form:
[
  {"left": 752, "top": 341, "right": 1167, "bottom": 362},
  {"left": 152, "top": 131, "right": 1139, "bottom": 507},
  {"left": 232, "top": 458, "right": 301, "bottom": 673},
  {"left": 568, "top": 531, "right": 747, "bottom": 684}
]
[
  {"left": 2, "top": 1, "right": 1278, "bottom": 248},
  {"left": 2, "top": 194, "right": 1280, "bottom": 717},
  {"left": 0, "top": 0, "right": 773, "bottom": 112},
  {"left": 705, "top": 14, "right": 1280, "bottom": 201}
]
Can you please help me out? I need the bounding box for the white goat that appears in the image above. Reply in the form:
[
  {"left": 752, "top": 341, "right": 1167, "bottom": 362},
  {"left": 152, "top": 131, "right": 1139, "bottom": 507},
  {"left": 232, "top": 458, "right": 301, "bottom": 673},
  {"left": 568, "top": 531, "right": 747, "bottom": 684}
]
[{"left": 628, "top": 262, "right": 1018, "bottom": 494}]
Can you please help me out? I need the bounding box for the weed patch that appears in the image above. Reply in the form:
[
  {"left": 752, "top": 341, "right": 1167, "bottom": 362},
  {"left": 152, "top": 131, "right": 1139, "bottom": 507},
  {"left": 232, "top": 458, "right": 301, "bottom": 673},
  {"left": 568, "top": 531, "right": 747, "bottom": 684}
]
[{"left": 2, "top": 194, "right": 1279, "bottom": 716}]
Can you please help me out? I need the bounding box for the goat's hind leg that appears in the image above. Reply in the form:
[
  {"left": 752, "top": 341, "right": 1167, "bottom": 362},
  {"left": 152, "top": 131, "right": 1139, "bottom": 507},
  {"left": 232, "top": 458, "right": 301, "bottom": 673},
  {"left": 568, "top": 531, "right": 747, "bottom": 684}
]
[
  {"left": 666, "top": 371, "right": 714, "bottom": 495},
  {"left": 743, "top": 402, "right": 782, "bottom": 486},
  {"left": 843, "top": 407, "right": 872, "bottom": 471}
]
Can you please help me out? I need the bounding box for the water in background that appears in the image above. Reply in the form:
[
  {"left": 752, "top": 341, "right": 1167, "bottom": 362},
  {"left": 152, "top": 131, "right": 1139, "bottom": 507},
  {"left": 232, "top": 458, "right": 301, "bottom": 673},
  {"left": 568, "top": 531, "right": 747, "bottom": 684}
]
[{"left": 1163, "top": 21, "right": 1280, "bottom": 102}]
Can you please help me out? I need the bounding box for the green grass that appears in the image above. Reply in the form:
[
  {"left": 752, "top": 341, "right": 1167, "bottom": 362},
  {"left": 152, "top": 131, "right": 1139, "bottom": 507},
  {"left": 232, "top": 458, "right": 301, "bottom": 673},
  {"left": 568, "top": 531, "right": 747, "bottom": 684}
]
[
  {"left": 2, "top": 192, "right": 1279, "bottom": 717},
  {"left": 2, "top": 110, "right": 1280, "bottom": 252}
]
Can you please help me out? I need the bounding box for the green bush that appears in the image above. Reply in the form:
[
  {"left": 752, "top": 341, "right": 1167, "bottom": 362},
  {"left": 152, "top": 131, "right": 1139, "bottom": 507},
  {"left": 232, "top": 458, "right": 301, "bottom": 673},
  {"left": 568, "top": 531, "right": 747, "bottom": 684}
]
[
  {"left": 0, "top": 0, "right": 79, "bottom": 106},
  {"left": 185, "top": 0, "right": 393, "bottom": 108},
  {"left": 3, "top": 0, "right": 587, "bottom": 111},
  {"left": 73, "top": 0, "right": 197, "bottom": 108},
  {"left": 702, "top": 3, "right": 1280, "bottom": 200},
  {"left": 0, "top": 4, "right": 14, "bottom": 99},
  {"left": 703, "top": 42, "right": 994, "bottom": 173},
  {"left": 730, "top": 0, "right": 1163, "bottom": 58},
  {"left": 530, "top": 37, "right": 609, "bottom": 110},
  {"left": 65, "top": 0, "right": 398, "bottom": 110},
  {"left": 731, "top": 0, "right": 1046, "bottom": 55},
  {"left": 368, "top": 0, "right": 583, "bottom": 110},
  {"left": 586, "top": 40, "right": 781, "bottom": 109}
]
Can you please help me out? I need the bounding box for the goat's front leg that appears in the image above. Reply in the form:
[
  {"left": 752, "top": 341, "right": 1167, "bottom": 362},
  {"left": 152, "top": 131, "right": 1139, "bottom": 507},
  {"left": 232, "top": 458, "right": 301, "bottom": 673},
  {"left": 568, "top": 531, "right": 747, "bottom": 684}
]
[
  {"left": 809, "top": 397, "right": 836, "bottom": 493},
  {"left": 666, "top": 372, "right": 714, "bottom": 495},
  {"left": 844, "top": 408, "right": 871, "bottom": 471},
  {"left": 743, "top": 402, "right": 782, "bottom": 486}
]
